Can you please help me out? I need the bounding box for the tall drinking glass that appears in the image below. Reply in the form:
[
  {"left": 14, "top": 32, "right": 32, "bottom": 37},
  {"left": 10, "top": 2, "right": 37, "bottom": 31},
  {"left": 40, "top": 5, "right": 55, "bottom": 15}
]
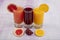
[
  {"left": 24, "top": 7, "right": 33, "bottom": 28},
  {"left": 13, "top": 7, "right": 24, "bottom": 28},
  {"left": 33, "top": 4, "right": 49, "bottom": 29},
  {"left": 33, "top": 8, "right": 44, "bottom": 28}
]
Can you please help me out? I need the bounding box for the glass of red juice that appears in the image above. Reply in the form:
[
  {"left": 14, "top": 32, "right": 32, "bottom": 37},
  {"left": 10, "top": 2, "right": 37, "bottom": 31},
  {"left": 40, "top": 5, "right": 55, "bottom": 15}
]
[{"left": 24, "top": 7, "right": 33, "bottom": 28}]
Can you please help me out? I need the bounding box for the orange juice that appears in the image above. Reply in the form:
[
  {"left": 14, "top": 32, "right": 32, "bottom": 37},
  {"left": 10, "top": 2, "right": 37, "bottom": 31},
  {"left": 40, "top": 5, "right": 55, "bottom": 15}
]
[
  {"left": 13, "top": 7, "right": 24, "bottom": 24},
  {"left": 33, "top": 8, "right": 44, "bottom": 28}
]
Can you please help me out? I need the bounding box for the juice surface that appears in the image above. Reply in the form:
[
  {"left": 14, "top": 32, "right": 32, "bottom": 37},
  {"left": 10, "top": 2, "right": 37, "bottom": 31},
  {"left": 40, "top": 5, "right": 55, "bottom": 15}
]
[
  {"left": 33, "top": 8, "right": 44, "bottom": 25},
  {"left": 13, "top": 7, "right": 24, "bottom": 24}
]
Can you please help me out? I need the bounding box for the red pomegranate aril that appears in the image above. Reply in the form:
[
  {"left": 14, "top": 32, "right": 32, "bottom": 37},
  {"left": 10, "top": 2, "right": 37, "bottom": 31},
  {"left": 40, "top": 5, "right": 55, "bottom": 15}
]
[{"left": 25, "top": 28, "right": 33, "bottom": 35}]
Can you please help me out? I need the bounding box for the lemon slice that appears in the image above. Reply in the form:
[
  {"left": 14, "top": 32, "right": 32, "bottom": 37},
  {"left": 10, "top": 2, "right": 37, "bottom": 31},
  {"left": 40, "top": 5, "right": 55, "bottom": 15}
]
[
  {"left": 35, "top": 29, "right": 44, "bottom": 37},
  {"left": 39, "top": 4, "right": 49, "bottom": 13}
]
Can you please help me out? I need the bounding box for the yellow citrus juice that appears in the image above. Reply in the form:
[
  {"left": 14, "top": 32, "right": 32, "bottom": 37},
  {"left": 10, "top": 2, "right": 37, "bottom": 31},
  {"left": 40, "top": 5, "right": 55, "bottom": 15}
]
[{"left": 33, "top": 8, "right": 44, "bottom": 25}]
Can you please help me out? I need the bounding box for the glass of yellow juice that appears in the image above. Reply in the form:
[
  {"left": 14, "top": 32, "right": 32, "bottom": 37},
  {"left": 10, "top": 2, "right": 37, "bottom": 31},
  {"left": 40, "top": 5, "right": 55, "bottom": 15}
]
[
  {"left": 33, "top": 4, "right": 49, "bottom": 29},
  {"left": 33, "top": 8, "right": 44, "bottom": 28}
]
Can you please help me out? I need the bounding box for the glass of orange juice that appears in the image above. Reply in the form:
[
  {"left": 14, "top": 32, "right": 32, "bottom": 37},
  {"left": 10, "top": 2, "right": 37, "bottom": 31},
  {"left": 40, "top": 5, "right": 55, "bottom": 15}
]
[
  {"left": 33, "top": 4, "right": 49, "bottom": 28},
  {"left": 33, "top": 8, "right": 44, "bottom": 28},
  {"left": 7, "top": 4, "right": 24, "bottom": 28}
]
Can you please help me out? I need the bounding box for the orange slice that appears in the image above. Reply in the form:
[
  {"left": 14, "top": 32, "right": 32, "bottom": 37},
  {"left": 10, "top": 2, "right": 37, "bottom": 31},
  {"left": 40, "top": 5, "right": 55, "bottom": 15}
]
[
  {"left": 35, "top": 29, "right": 44, "bottom": 37},
  {"left": 39, "top": 4, "right": 49, "bottom": 12}
]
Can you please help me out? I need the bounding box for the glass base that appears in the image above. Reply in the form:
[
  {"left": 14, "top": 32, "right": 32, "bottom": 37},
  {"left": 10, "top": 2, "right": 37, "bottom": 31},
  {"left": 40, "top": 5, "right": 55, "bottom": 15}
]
[
  {"left": 24, "top": 24, "right": 33, "bottom": 28},
  {"left": 14, "top": 23, "right": 23, "bottom": 28},
  {"left": 34, "top": 24, "right": 43, "bottom": 29}
]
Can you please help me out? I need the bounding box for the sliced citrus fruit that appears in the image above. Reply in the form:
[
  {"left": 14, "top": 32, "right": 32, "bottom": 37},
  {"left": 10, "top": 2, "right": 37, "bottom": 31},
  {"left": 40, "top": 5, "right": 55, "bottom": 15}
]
[
  {"left": 13, "top": 28, "right": 24, "bottom": 37},
  {"left": 39, "top": 4, "right": 49, "bottom": 12},
  {"left": 7, "top": 4, "right": 17, "bottom": 12},
  {"left": 35, "top": 29, "right": 44, "bottom": 37}
]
